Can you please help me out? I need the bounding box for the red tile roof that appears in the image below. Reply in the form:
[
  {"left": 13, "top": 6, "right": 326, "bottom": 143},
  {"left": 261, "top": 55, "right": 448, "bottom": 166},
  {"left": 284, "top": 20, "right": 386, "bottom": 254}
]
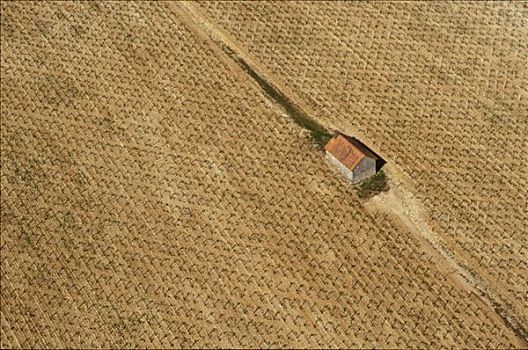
[{"left": 324, "top": 134, "right": 378, "bottom": 171}]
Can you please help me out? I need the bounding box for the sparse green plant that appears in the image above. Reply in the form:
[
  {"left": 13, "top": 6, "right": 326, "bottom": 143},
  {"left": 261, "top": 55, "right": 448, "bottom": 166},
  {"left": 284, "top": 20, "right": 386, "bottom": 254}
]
[{"left": 357, "top": 170, "right": 390, "bottom": 199}]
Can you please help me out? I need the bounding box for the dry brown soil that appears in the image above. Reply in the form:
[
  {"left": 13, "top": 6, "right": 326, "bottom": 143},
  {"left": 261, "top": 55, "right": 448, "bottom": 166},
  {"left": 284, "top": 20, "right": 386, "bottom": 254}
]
[{"left": 1, "top": 1, "right": 526, "bottom": 348}]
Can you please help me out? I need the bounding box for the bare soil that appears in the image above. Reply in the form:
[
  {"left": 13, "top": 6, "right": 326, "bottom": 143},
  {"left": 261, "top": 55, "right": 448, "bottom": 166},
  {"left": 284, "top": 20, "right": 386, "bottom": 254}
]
[{"left": 1, "top": 1, "right": 526, "bottom": 348}]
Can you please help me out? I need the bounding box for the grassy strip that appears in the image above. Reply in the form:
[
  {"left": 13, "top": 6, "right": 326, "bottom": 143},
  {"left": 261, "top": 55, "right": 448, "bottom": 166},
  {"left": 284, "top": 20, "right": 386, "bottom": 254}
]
[
  {"left": 357, "top": 170, "right": 390, "bottom": 199},
  {"left": 220, "top": 44, "right": 332, "bottom": 149}
]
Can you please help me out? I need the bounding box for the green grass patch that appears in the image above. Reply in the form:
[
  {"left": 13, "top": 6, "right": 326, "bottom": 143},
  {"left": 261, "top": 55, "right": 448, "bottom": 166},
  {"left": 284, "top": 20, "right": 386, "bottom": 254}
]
[
  {"left": 231, "top": 53, "right": 332, "bottom": 149},
  {"left": 357, "top": 170, "right": 390, "bottom": 199},
  {"left": 294, "top": 116, "right": 332, "bottom": 149}
]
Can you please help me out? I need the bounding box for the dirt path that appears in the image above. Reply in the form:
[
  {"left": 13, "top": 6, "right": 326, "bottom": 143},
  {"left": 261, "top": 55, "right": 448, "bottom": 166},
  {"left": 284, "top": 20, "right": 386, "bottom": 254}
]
[{"left": 366, "top": 166, "right": 527, "bottom": 345}]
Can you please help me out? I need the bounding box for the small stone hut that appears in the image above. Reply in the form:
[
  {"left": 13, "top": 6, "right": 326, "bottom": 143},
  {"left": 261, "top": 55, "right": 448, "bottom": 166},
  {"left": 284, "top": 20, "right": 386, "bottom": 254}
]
[{"left": 324, "top": 133, "right": 383, "bottom": 184}]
